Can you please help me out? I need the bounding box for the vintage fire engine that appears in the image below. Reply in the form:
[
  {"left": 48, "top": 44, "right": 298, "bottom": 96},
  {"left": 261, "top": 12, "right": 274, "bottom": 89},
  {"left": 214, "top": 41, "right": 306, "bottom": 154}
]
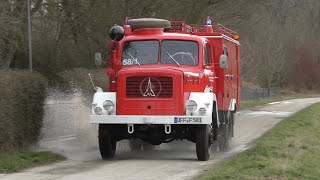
[{"left": 91, "top": 17, "right": 240, "bottom": 161}]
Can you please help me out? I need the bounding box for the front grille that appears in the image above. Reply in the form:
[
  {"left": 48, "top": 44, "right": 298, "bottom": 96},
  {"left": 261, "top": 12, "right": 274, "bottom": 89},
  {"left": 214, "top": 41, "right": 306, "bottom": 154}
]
[{"left": 126, "top": 76, "right": 173, "bottom": 98}]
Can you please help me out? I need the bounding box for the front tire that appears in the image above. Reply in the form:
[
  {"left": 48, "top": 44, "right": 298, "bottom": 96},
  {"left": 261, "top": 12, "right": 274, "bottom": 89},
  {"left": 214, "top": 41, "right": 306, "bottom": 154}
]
[
  {"left": 196, "top": 124, "right": 211, "bottom": 161},
  {"left": 99, "top": 125, "right": 116, "bottom": 159}
]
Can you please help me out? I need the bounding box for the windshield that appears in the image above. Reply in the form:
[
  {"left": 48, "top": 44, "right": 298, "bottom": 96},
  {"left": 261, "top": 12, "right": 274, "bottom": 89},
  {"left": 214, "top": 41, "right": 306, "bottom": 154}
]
[
  {"left": 122, "top": 40, "right": 198, "bottom": 66},
  {"left": 122, "top": 40, "right": 159, "bottom": 66},
  {"left": 161, "top": 40, "right": 198, "bottom": 66}
]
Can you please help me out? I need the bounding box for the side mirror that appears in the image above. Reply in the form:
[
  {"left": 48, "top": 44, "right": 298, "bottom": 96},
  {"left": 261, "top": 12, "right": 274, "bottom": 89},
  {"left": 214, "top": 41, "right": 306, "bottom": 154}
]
[
  {"left": 95, "top": 52, "right": 102, "bottom": 66},
  {"left": 219, "top": 54, "right": 228, "bottom": 69}
]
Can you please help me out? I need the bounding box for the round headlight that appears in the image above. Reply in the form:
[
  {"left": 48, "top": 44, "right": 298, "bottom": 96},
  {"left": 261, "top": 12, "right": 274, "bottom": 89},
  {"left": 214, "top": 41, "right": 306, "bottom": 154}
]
[
  {"left": 186, "top": 100, "right": 197, "bottom": 111},
  {"left": 94, "top": 107, "right": 102, "bottom": 115},
  {"left": 199, "top": 107, "right": 207, "bottom": 115},
  {"left": 103, "top": 100, "right": 114, "bottom": 111}
]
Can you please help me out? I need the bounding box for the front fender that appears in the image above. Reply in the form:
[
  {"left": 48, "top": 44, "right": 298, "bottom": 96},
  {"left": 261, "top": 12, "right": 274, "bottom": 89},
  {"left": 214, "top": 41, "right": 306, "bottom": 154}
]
[
  {"left": 91, "top": 92, "right": 116, "bottom": 115},
  {"left": 186, "top": 92, "right": 218, "bottom": 125}
]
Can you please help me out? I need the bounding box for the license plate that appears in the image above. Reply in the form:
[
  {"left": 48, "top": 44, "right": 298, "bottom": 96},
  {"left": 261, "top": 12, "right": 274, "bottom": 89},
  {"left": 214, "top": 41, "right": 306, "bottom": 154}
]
[{"left": 174, "top": 117, "right": 202, "bottom": 124}]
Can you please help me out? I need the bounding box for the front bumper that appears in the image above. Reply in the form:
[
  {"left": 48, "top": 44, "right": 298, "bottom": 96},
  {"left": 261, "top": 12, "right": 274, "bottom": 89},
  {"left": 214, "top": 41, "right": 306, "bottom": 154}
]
[{"left": 90, "top": 115, "right": 211, "bottom": 125}]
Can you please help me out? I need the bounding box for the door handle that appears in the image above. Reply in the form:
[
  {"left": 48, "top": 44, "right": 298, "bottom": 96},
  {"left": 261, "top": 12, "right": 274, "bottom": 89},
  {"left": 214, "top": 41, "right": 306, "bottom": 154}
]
[{"left": 209, "top": 76, "right": 218, "bottom": 82}]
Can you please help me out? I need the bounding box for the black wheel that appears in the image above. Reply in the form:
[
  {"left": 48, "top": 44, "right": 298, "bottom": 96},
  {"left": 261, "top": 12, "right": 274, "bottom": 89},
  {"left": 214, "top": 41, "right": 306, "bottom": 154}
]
[
  {"left": 143, "top": 142, "right": 155, "bottom": 151},
  {"left": 217, "top": 111, "right": 231, "bottom": 152},
  {"left": 230, "top": 112, "right": 235, "bottom": 137},
  {"left": 196, "top": 124, "right": 211, "bottom": 161},
  {"left": 129, "top": 139, "right": 143, "bottom": 151},
  {"left": 99, "top": 125, "right": 116, "bottom": 159}
]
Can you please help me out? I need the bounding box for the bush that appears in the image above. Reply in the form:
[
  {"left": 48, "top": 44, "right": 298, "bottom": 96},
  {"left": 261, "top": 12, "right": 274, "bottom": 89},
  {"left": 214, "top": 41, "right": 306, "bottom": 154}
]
[
  {"left": 58, "top": 68, "right": 109, "bottom": 101},
  {"left": 0, "top": 70, "right": 47, "bottom": 155}
]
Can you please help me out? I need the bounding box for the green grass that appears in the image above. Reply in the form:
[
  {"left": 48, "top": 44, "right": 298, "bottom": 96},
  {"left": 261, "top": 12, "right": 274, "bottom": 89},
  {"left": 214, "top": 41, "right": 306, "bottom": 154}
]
[
  {"left": 240, "top": 94, "right": 320, "bottom": 109},
  {"left": 0, "top": 151, "right": 64, "bottom": 173},
  {"left": 199, "top": 103, "right": 320, "bottom": 180}
]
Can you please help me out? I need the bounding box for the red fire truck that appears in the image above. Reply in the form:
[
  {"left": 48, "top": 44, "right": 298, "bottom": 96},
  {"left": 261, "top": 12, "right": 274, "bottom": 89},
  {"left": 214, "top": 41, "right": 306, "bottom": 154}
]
[{"left": 91, "top": 17, "right": 240, "bottom": 161}]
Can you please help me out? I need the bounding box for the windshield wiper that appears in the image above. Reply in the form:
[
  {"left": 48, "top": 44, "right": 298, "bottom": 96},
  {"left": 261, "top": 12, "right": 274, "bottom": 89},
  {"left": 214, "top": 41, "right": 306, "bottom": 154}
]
[
  {"left": 125, "top": 49, "right": 140, "bottom": 65},
  {"left": 162, "top": 47, "right": 180, "bottom": 66}
]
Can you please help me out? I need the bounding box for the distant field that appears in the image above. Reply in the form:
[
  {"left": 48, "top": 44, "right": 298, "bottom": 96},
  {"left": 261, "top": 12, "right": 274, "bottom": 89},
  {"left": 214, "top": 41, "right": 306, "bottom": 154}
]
[{"left": 199, "top": 103, "right": 320, "bottom": 179}]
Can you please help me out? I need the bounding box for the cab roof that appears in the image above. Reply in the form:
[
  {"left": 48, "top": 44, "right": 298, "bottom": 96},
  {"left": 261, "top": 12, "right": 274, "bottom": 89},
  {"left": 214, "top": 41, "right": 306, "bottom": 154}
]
[{"left": 122, "top": 28, "right": 208, "bottom": 43}]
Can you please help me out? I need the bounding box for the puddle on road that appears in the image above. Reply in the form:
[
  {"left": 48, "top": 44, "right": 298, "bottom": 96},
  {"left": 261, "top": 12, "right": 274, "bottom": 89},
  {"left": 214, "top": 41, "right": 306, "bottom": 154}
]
[
  {"left": 268, "top": 101, "right": 293, "bottom": 105},
  {"left": 38, "top": 89, "right": 101, "bottom": 161},
  {"left": 239, "top": 110, "right": 292, "bottom": 117}
]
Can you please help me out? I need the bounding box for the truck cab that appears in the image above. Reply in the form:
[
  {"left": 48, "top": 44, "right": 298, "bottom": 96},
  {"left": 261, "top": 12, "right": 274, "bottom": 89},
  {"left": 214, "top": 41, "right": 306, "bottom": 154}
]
[{"left": 90, "top": 17, "right": 240, "bottom": 161}]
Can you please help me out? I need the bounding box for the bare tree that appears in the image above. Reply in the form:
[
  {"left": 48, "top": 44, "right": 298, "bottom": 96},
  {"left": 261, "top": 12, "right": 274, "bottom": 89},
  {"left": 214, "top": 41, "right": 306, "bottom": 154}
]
[
  {"left": 0, "top": 0, "right": 319, "bottom": 90},
  {"left": 0, "top": 1, "right": 22, "bottom": 68}
]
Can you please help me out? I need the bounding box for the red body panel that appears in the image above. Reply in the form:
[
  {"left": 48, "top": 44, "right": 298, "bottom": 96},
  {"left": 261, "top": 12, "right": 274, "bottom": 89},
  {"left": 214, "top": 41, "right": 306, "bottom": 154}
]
[{"left": 117, "top": 68, "right": 184, "bottom": 115}]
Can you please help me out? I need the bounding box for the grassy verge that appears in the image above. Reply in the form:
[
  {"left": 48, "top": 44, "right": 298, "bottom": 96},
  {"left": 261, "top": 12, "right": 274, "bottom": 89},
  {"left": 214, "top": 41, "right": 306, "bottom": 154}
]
[
  {"left": 199, "top": 103, "right": 320, "bottom": 180},
  {"left": 0, "top": 151, "right": 64, "bottom": 173},
  {"left": 240, "top": 94, "right": 320, "bottom": 109}
]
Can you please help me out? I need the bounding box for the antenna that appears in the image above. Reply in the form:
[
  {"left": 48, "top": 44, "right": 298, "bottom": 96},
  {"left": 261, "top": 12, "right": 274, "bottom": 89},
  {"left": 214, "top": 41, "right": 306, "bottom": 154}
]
[{"left": 88, "top": 73, "right": 96, "bottom": 91}]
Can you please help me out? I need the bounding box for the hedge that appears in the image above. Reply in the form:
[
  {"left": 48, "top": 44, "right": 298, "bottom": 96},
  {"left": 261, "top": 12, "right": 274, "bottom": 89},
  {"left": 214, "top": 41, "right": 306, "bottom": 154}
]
[{"left": 0, "top": 70, "right": 47, "bottom": 155}]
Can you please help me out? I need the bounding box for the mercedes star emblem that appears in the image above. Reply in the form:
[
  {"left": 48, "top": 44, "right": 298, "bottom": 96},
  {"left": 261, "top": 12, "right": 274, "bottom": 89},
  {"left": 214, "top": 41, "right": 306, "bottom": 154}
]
[{"left": 140, "top": 77, "right": 162, "bottom": 97}]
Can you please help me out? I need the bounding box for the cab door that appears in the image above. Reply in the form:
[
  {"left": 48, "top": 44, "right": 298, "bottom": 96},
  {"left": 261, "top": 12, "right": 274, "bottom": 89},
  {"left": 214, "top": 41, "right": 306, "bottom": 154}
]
[
  {"left": 222, "top": 43, "right": 232, "bottom": 109},
  {"left": 203, "top": 43, "right": 215, "bottom": 93}
]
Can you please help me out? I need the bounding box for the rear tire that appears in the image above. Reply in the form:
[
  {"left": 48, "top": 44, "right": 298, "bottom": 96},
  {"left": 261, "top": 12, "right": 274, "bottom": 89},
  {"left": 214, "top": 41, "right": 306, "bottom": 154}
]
[
  {"left": 218, "top": 111, "right": 231, "bottom": 152},
  {"left": 196, "top": 125, "right": 211, "bottom": 161},
  {"left": 99, "top": 125, "right": 116, "bottom": 159},
  {"left": 230, "top": 112, "right": 235, "bottom": 137}
]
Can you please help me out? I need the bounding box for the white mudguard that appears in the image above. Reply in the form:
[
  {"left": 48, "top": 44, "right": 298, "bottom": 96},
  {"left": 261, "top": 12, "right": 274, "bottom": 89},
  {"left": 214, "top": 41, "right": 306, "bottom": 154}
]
[
  {"left": 186, "top": 92, "right": 219, "bottom": 126},
  {"left": 91, "top": 92, "right": 116, "bottom": 115},
  {"left": 229, "top": 99, "right": 237, "bottom": 112}
]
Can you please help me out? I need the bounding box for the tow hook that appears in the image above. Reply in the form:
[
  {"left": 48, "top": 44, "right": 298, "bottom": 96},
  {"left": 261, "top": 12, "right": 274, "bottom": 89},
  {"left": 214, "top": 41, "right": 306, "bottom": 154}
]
[
  {"left": 164, "top": 124, "right": 171, "bottom": 134},
  {"left": 128, "top": 124, "right": 134, "bottom": 134}
]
